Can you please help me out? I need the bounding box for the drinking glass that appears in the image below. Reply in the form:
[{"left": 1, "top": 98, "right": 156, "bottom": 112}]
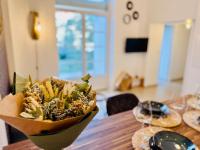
[
  {"left": 194, "top": 85, "right": 200, "bottom": 100},
  {"left": 170, "top": 93, "right": 186, "bottom": 111},
  {"left": 170, "top": 85, "right": 200, "bottom": 112},
  {"left": 134, "top": 101, "right": 154, "bottom": 149},
  {"left": 135, "top": 102, "right": 153, "bottom": 127}
]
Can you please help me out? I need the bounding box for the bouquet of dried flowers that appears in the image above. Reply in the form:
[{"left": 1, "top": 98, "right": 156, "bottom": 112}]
[
  {"left": 20, "top": 74, "right": 96, "bottom": 121},
  {"left": 0, "top": 74, "right": 96, "bottom": 136}
]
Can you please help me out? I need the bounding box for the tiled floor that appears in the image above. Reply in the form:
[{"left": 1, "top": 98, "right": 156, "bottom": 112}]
[{"left": 94, "top": 80, "right": 182, "bottom": 120}]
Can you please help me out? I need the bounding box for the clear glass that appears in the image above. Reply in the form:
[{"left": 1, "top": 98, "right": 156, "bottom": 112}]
[
  {"left": 171, "top": 85, "right": 200, "bottom": 111},
  {"left": 194, "top": 85, "right": 200, "bottom": 98},
  {"left": 55, "top": 12, "right": 107, "bottom": 79},
  {"left": 85, "top": 15, "right": 107, "bottom": 76},
  {"left": 135, "top": 102, "right": 154, "bottom": 149},
  {"left": 55, "top": 11, "right": 83, "bottom": 79},
  {"left": 170, "top": 93, "right": 187, "bottom": 111}
]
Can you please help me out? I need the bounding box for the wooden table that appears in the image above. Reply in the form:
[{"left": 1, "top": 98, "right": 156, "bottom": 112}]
[{"left": 4, "top": 105, "right": 200, "bottom": 150}]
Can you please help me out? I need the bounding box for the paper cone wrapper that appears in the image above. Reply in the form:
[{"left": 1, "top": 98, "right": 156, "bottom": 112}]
[
  {"left": 28, "top": 107, "right": 98, "bottom": 150},
  {"left": 0, "top": 93, "right": 96, "bottom": 136}
]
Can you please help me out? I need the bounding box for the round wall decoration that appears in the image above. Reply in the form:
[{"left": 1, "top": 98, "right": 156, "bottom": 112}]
[
  {"left": 133, "top": 11, "right": 139, "bottom": 20},
  {"left": 123, "top": 14, "right": 131, "bottom": 24},
  {"left": 127, "top": 1, "right": 133, "bottom": 10}
]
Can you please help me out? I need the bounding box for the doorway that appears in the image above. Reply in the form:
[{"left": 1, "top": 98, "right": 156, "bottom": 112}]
[
  {"left": 158, "top": 23, "right": 191, "bottom": 84},
  {"left": 158, "top": 25, "right": 173, "bottom": 83},
  {"left": 144, "top": 22, "right": 191, "bottom": 87}
]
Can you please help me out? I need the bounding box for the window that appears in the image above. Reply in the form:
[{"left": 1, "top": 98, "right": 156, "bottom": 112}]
[
  {"left": 55, "top": 10, "right": 107, "bottom": 80},
  {"left": 56, "top": 0, "right": 108, "bottom": 10},
  {"left": 85, "top": 14, "right": 107, "bottom": 76}
]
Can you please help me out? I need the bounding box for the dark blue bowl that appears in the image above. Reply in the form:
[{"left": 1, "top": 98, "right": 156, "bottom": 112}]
[{"left": 149, "top": 131, "right": 197, "bottom": 150}]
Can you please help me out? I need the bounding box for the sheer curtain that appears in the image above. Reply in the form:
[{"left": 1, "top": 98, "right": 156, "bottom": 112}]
[
  {"left": 0, "top": 25, "right": 9, "bottom": 149},
  {"left": 0, "top": 32, "right": 9, "bottom": 97}
]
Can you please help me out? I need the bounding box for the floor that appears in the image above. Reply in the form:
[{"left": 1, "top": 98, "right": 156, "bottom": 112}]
[{"left": 94, "top": 80, "right": 183, "bottom": 120}]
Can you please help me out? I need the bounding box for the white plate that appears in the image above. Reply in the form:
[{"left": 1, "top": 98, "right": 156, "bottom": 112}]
[
  {"left": 187, "top": 96, "right": 200, "bottom": 110},
  {"left": 183, "top": 110, "right": 200, "bottom": 132},
  {"left": 132, "top": 126, "right": 170, "bottom": 150},
  {"left": 133, "top": 106, "right": 182, "bottom": 128}
]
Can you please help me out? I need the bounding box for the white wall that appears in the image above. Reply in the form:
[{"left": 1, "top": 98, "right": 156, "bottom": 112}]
[
  {"left": 144, "top": 24, "right": 164, "bottom": 86},
  {"left": 146, "top": 0, "right": 200, "bottom": 94},
  {"left": 1, "top": 0, "right": 59, "bottom": 146},
  {"left": 109, "top": 0, "right": 199, "bottom": 89},
  {"left": 1, "top": 0, "right": 199, "bottom": 93},
  {"left": 149, "top": 0, "right": 198, "bottom": 22},
  {"left": 109, "top": 0, "right": 150, "bottom": 88},
  {"left": 2, "top": 0, "right": 58, "bottom": 81},
  {"left": 182, "top": 1, "right": 200, "bottom": 94},
  {"left": 143, "top": 0, "right": 198, "bottom": 87},
  {"left": 169, "top": 24, "right": 190, "bottom": 80}
]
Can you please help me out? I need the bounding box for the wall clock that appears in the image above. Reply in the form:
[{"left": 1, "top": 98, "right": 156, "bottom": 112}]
[
  {"left": 127, "top": 1, "right": 133, "bottom": 10},
  {"left": 123, "top": 14, "right": 131, "bottom": 24},
  {"left": 133, "top": 11, "right": 139, "bottom": 20}
]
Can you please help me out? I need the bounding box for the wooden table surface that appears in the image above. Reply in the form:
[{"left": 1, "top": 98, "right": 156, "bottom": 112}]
[{"left": 4, "top": 102, "right": 200, "bottom": 150}]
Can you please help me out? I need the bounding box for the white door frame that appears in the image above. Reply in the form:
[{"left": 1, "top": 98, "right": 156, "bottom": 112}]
[{"left": 144, "top": 24, "right": 165, "bottom": 87}]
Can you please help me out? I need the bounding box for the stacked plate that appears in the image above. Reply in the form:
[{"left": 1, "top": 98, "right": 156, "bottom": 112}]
[
  {"left": 132, "top": 127, "right": 198, "bottom": 150},
  {"left": 187, "top": 95, "right": 200, "bottom": 110},
  {"left": 133, "top": 101, "right": 182, "bottom": 128},
  {"left": 140, "top": 101, "right": 170, "bottom": 118},
  {"left": 149, "top": 131, "right": 197, "bottom": 150},
  {"left": 183, "top": 95, "right": 200, "bottom": 132},
  {"left": 132, "top": 100, "right": 199, "bottom": 149}
]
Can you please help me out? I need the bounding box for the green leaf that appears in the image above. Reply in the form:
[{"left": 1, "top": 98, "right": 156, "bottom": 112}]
[
  {"left": 81, "top": 74, "right": 91, "bottom": 83},
  {"left": 86, "top": 85, "right": 92, "bottom": 95},
  {"left": 76, "top": 83, "right": 89, "bottom": 92},
  {"left": 65, "top": 101, "right": 69, "bottom": 109},
  {"left": 71, "top": 91, "right": 80, "bottom": 100}
]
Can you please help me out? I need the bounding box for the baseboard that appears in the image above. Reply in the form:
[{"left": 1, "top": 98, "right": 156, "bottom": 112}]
[{"left": 170, "top": 78, "right": 183, "bottom": 82}]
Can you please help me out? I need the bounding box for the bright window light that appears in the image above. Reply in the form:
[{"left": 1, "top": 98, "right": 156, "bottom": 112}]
[{"left": 55, "top": 11, "right": 107, "bottom": 79}]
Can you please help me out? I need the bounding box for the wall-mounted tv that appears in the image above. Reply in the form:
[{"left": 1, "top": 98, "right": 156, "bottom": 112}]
[{"left": 125, "top": 38, "right": 148, "bottom": 53}]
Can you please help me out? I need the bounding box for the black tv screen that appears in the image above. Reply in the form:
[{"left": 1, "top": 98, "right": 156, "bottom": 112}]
[{"left": 125, "top": 38, "right": 148, "bottom": 53}]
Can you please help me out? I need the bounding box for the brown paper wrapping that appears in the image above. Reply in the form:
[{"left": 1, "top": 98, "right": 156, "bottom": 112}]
[
  {"left": 115, "top": 72, "right": 133, "bottom": 91},
  {"left": 0, "top": 93, "right": 96, "bottom": 135}
]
